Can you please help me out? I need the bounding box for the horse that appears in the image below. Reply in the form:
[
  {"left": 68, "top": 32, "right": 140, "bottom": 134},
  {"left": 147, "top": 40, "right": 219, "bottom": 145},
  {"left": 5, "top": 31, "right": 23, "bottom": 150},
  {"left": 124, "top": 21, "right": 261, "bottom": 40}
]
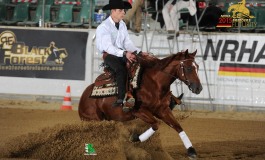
[
  {"left": 78, "top": 49, "right": 203, "bottom": 159},
  {"left": 228, "top": 0, "right": 254, "bottom": 19}
]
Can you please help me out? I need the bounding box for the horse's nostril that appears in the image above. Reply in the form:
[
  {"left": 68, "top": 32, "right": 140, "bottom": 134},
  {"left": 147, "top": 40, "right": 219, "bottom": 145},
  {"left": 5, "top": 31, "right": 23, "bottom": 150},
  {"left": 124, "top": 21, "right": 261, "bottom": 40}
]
[
  {"left": 196, "top": 85, "right": 203, "bottom": 94},
  {"left": 190, "top": 83, "right": 202, "bottom": 94}
]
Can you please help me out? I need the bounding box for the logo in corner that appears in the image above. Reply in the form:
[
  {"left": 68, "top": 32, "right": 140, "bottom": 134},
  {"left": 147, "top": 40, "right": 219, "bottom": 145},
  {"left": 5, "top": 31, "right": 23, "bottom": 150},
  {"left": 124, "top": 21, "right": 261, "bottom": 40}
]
[
  {"left": 217, "top": 0, "right": 256, "bottom": 28},
  {"left": 84, "top": 143, "right": 97, "bottom": 156}
]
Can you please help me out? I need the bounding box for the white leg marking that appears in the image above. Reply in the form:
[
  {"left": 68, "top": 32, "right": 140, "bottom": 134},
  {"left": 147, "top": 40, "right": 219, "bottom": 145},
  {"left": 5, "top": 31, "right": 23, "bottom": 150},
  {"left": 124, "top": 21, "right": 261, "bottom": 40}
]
[
  {"left": 179, "top": 131, "right": 193, "bottom": 149},
  {"left": 139, "top": 127, "right": 156, "bottom": 142}
]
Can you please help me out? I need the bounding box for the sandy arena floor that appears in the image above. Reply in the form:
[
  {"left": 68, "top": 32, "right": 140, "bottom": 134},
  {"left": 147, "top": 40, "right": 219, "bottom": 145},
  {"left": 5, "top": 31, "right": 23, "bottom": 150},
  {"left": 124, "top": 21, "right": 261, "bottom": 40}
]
[{"left": 0, "top": 100, "right": 265, "bottom": 160}]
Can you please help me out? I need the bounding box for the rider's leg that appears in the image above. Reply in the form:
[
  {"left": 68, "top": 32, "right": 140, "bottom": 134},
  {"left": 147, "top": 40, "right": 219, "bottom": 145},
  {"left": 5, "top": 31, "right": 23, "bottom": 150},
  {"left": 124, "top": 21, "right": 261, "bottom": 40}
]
[
  {"left": 104, "top": 54, "right": 127, "bottom": 106},
  {"left": 123, "top": 81, "right": 135, "bottom": 112}
]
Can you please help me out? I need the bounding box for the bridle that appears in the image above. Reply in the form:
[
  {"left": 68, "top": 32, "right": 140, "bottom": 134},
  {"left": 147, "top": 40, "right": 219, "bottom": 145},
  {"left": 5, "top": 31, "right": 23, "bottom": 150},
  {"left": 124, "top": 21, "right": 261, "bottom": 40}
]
[
  {"left": 161, "top": 59, "right": 198, "bottom": 89},
  {"left": 178, "top": 59, "right": 198, "bottom": 86}
]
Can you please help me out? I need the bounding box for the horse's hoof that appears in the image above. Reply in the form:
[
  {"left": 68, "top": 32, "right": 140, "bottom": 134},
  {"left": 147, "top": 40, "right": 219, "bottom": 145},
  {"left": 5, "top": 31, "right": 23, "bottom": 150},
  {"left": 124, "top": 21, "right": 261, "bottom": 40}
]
[
  {"left": 129, "top": 133, "right": 140, "bottom": 142},
  {"left": 187, "top": 147, "right": 197, "bottom": 159}
]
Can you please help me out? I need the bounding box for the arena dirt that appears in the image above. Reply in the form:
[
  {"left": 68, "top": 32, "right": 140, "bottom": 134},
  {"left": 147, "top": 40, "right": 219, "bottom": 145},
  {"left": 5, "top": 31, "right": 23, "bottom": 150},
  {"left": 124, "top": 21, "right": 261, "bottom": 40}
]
[{"left": 0, "top": 100, "right": 265, "bottom": 160}]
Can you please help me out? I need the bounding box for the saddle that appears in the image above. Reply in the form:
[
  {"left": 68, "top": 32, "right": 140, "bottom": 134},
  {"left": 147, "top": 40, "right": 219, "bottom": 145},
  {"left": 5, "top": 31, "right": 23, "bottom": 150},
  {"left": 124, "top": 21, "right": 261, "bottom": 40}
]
[
  {"left": 91, "top": 61, "right": 141, "bottom": 97},
  {"left": 94, "top": 71, "right": 114, "bottom": 87}
]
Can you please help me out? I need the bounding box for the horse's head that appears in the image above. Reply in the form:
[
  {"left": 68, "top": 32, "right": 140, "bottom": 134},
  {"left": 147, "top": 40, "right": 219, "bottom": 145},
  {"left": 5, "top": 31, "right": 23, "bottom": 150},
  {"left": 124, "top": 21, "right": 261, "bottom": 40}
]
[{"left": 176, "top": 50, "right": 202, "bottom": 94}]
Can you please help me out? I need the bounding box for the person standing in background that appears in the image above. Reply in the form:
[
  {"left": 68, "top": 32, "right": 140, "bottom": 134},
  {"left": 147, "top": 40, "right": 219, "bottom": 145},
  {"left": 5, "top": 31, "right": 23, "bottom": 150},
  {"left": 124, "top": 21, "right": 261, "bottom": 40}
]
[
  {"left": 162, "top": 0, "right": 196, "bottom": 39},
  {"left": 123, "top": 0, "right": 145, "bottom": 34}
]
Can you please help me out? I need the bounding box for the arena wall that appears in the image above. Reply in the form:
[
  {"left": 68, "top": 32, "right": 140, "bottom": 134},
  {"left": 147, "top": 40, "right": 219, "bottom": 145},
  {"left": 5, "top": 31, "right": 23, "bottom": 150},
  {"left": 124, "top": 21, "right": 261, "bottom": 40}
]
[{"left": 0, "top": 26, "right": 264, "bottom": 111}]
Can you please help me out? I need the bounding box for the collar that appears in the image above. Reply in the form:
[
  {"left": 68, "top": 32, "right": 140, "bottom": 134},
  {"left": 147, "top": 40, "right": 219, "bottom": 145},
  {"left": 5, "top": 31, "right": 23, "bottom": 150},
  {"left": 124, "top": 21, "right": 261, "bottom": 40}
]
[{"left": 109, "top": 16, "right": 120, "bottom": 26}]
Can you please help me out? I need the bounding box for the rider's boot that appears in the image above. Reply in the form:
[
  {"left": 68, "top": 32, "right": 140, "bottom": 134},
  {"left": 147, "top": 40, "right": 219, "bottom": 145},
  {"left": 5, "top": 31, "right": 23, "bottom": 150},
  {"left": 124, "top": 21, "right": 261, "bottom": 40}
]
[{"left": 123, "top": 92, "right": 135, "bottom": 112}]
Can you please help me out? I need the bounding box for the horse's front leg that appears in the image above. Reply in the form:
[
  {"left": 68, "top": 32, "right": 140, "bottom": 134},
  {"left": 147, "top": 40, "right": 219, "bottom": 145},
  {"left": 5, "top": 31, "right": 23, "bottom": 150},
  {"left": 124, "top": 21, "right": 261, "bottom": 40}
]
[
  {"left": 157, "top": 107, "right": 197, "bottom": 159},
  {"left": 130, "top": 108, "right": 159, "bottom": 142}
]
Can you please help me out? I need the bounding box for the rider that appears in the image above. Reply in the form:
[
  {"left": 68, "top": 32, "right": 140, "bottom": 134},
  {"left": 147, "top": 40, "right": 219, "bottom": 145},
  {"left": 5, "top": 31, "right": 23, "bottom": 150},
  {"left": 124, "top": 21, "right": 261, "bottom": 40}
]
[{"left": 96, "top": 0, "right": 148, "bottom": 109}]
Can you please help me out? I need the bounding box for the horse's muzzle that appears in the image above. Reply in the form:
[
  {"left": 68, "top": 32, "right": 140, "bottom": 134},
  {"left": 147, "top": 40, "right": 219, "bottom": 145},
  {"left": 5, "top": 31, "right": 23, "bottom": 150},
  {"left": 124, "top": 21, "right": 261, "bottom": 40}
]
[{"left": 189, "top": 83, "right": 203, "bottom": 94}]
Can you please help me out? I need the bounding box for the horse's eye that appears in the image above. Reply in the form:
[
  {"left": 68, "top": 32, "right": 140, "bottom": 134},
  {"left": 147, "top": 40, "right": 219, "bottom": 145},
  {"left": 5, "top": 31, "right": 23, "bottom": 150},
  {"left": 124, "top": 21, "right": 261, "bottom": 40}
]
[{"left": 186, "top": 67, "right": 193, "bottom": 72}]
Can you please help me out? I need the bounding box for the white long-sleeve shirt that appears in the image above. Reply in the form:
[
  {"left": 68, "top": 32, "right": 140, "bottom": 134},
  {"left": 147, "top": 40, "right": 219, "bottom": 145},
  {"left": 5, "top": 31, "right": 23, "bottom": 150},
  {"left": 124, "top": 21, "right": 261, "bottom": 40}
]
[{"left": 96, "top": 16, "right": 140, "bottom": 57}]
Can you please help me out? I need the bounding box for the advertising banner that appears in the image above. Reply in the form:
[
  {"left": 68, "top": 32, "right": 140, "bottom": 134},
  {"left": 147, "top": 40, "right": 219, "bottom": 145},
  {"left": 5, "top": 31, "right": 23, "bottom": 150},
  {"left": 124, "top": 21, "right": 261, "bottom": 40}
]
[
  {"left": 176, "top": 33, "right": 265, "bottom": 108},
  {"left": 0, "top": 28, "right": 88, "bottom": 80}
]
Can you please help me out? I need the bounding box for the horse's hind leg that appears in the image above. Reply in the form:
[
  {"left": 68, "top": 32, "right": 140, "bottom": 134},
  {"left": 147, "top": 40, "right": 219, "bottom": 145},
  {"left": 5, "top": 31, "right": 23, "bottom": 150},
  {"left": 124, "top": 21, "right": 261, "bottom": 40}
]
[
  {"left": 79, "top": 105, "right": 104, "bottom": 121},
  {"left": 130, "top": 108, "right": 159, "bottom": 142},
  {"left": 79, "top": 97, "right": 104, "bottom": 121},
  {"left": 158, "top": 108, "right": 197, "bottom": 159}
]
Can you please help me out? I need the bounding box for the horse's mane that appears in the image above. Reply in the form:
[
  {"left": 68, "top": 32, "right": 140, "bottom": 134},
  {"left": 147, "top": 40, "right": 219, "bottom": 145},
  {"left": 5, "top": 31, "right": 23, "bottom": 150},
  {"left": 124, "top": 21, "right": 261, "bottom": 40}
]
[
  {"left": 156, "top": 54, "right": 176, "bottom": 70},
  {"left": 156, "top": 50, "right": 195, "bottom": 70},
  {"left": 156, "top": 53, "right": 183, "bottom": 70},
  {"left": 137, "top": 50, "right": 196, "bottom": 70}
]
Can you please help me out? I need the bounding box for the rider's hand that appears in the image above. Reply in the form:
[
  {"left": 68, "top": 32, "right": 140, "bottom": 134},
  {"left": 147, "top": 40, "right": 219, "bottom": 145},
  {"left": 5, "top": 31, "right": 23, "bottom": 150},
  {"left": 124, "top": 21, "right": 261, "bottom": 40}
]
[{"left": 126, "top": 51, "right": 137, "bottom": 63}]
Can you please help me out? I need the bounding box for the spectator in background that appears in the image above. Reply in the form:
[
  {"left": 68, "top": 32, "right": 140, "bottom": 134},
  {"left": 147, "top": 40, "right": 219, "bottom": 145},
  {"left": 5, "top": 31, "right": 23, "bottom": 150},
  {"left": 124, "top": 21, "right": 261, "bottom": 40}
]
[
  {"left": 162, "top": 0, "right": 196, "bottom": 39},
  {"left": 148, "top": 0, "right": 168, "bottom": 29},
  {"left": 123, "top": 0, "right": 145, "bottom": 34},
  {"left": 199, "top": 2, "right": 224, "bottom": 30}
]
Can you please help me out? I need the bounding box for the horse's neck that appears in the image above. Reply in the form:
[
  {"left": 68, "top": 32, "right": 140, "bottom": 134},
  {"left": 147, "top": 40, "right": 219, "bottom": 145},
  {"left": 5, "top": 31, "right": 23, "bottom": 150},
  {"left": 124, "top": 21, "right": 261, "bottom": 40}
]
[
  {"left": 144, "top": 59, "right": 178, "bottom": 92},
  {"left": 158, "top": 60, "right": 179, "bottom": 85}
]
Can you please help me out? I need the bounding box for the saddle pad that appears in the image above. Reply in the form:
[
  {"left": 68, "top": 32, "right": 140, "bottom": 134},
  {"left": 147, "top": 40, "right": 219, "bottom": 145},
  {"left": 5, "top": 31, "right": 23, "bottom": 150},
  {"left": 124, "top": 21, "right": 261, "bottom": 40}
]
[
  {"left": 90, "top": 65, "right": 141, "bottom": 97},
  {"left": 91, "top": 83, "right": 118, "bottom": 97},
  {"left": 131, "top": 65, "right": 141, "bottom": 89}
]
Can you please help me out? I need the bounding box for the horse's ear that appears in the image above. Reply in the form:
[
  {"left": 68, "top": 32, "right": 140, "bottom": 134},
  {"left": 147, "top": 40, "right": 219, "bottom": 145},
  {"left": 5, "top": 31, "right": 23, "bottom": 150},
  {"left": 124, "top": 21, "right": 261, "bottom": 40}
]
[
  {"left": 191, "top": 50, "right": 197, "bottom": 56},
  {"left": 184, "top": 49, "right": 189, "bottom": 58}
]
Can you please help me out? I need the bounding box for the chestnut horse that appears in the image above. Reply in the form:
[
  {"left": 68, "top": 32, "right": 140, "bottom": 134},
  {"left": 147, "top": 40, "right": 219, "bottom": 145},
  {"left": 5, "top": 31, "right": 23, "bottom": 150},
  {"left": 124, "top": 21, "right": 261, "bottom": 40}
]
[{"left": 78, "top": 50, "right": 202, "bottom": 159}]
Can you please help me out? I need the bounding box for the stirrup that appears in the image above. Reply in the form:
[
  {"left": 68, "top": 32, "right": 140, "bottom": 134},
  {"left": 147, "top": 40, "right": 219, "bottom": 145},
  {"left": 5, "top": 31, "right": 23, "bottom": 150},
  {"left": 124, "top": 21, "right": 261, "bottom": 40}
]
[
  {"left": 127, "top": 97, "right": 135, "bottom": 106},
  {"left": 123, "top": 97, "right": 135, "bottom": 112}
]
